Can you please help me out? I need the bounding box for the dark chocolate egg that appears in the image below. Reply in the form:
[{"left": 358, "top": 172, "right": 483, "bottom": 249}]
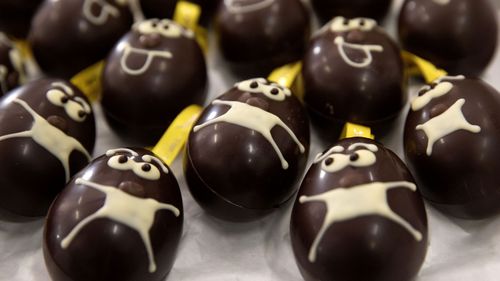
[
  {"left": 398, "top": 0, "right": 498, "bottom": 77},
  {"left": 0, "top": 33, "right": 24, "bottom": 96},
  {"left": 310, "top": 0, "right": 393, "bottom": 24},
  {"left": 291, "top": 137, "right": 428, "bottom": 281},
  {"left": 184, "top": 78, "right": 310, "bottom": 222},
  {"left": 101, "top": 18, "right": 207, "bottom": 145},
  {"left": 404, "top": 76, "right": 500, "bottom": 219},
  {"left": 215, "top": 0, "right": 310, "bottom": 77},
  {"left": 303, "top": 17, "right": 405, "bottom": 139},
  {"left": 44, "top": 147, "right": 183, "bottom": 281},
  {"left": 140, "top": 0, "right": 219, "bottom": 26},
  {"left": 0, "top": 0, "right": 43, "bottom": 38},
  {"left": 0, "top": 79, "right": 95, "bottom": 217},
  {"left": 28, "top": 0, "right": 135, "bottom": 79}
]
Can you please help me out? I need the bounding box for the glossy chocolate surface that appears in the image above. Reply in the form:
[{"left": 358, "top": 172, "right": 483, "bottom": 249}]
[
  {"left": 141, "top": 0, "right": 219, "bottom": 26},
  {"left": 215, "top": 0, "right": 310, "bottom": 77},
  {"left": 0, "top": 33, "right": 23, "bottom": 96},
  {"left": 102, "top": 19, "right": 207, "bottom": 145},
  {"left": 311, "top": 0, "right": 392, "bottom": 23},
  {"left": 184, "top": 78, "right": 310, "bottom": 222},
  {"left": 0, "top": 0, "right": 43, "bottom": 38},
  {"left": 303, "top": 17, "right": 405, "bottom": 139},
  {"left": 291, "top": 138, "right": 428, "bottom": 281},
  {"left": 44, "top": 148, "right": 183, "bottom": 281},
  {"left": 29, "top": 0, "right": 133, "bottom": 79},
  {"left": 398, "top": 0, "right": 498, "bottom": 77},
  {"left": 404, "top": 76, "right": 500, "bottom": 219},
  {"left": 0, "top": 79, "right": 95, "bottom": 217}
]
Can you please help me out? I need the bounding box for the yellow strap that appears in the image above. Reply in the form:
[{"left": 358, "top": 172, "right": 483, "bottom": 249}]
[
  {"left": 70, "top": 60, "right": 104, "bottom": 103},
  {"left": 173, "top": 0, "right": 208, "bottom": 53},
  {"left": 268, "top": 61, "right": 304, "bottom": 100},
  {"left": 151, "top": 105, "right": 203, "bottom": 166},
  {"left": 402, "top": 51, "right": 448, "bottom": 84},
  {"left": 340, "top": 122, "right": 375, "bottom": 140},
  {"left": 12, "top": 39, "right": 33, "bottom": 60}
]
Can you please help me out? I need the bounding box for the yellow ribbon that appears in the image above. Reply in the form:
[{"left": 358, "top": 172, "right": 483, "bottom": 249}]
[
  {"left": 173, "top": 0, "right": 208, "bottom": 54},
  {"left": 340, "top": 122, "right": 375, "bottom": 140},
  {"left": 268, "top": 61, "right": 304, "bottom": 100},
  {"left": 402, "top": 51, "right": 448, "bottom": 84},
  {"left": 70, "top": 60, "right": 104, "bottom": 103}
]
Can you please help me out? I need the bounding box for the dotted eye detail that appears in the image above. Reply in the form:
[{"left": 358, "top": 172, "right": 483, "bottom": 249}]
[
  {"left": 236, "top": 78, "right": 292, "bottom": 101},
  {"left": 141, "top": 164, "right": 151, "bottom": 172},
  {"left": 107, "top": 155, "right": 162, "bottom": 180},
  {"left": 118, "top": 155, "right": 128, "bottom": 163},
  {"left": 349, "top": 153, "right": 359, "bottom": 161},
  {"left": 46, "top": 86, "right": 91, "bottom": 123},
  {"left": 320, "top": 149, "right": 377, "bottom": 173}
]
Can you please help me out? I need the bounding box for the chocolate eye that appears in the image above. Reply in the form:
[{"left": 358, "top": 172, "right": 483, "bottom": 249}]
[
  {"left": 118, "top": 155, "right": 128, "bottom": 163},
  {"left": 60, "top": 96, "right": 68, "bottom": 104},
  {"left": 350, "top": 153, "right": 359, "bottom": 161},
  {"left": 343, "top": 18, "right": 349, "bottom": 25},
  {"left": 78, "top": 110, "right": 86, "bottom": 118},
  {"left": 141, "top": 164, "right": 151, "bottom": 172},
  {"left": 359, "top": 19, "right": 365, "bottom": 26},
  {"left": 270, "top": 88, "right": 279, "bottom": 95},
  {"left": 151, "top": 21, "right": 158, "bottom": 28},
  {"left": 325, "top": 157, "right": 334, "bottom": 166},
  {"left": 250, "top": 81, "right": 259, "bottom": 89}
]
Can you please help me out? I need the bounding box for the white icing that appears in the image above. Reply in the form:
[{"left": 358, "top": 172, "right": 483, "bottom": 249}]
[
  {"left": 433, "top": 0, "right": 450, "bottom": 5},
  {"left": 347, "top": 143, "right": 378, "bottom": 152},
  {"left": 83, "top": 0, "right": 120, "bottom": 25},
  {"left": 0, "top": 65, "right": 7, "bottom": 94},
  {"left": 133, "top": 19, "right": 194, "bottom": 39},
  {"left": 61, "top": 178, "right": 180, "bottom": 273},
  {"left": 314, "top": 143, "right": 378, "bottom": 173},
  {"left": 107, "top": 155, "right": 162, "bottom": 180},
  {"left": 142, "top": 155, "right": 169, "bottom": 174},
  {"left": 314, "top": 146, "right": 345, "bottom": 162},
  {"left": 106, "top": 148, "right": 139, "bottom": 157},
  {"left": 120, "top": 42, "right": 172, "bottom": 76},
  {"left": 330, "top": 17, "right": 377, "bottom": 32},
  {"left": 412, "top": 82, "right": 453, "bottom": 111},
  {"left": 224, "top": 0, "right": 275, "bottom": 13},
  {"left": 334, "top": 36, "right": 383, "bottom": 68},
  {"left": 0, "top": 99, "right": 91, "bottom": 182},
  {"left": 0, "top": 32, "right": 26, "bottom": 86},
  {"left": 434, "top": 75, "right": 465, "bottom": 83},
  {"left": 46, "top": 82, "right": 92, "bottom": 122},
  {"left": 193, "top": 100, "right": 305, "bottom": 169},
  {"left": 299, "top": 181, "right": 422, "bottom": 263},
  {"left": 235, "top": 78, "right": 292, "bottom": 101},
  {"left": 416, "top": 99, "right": 481, "bottom": 156}
]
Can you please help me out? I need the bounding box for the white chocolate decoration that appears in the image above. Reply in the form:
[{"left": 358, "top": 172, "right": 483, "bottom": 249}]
[
  {"left": 120, "top": 42, "right": 172, "bottom": 75},
  {"left": 330, "top": 17, "right": 377, "bottom": 32},
  {"left": 106, "top": 147, "right": 139, "bottom": 157},
  {"left": 0, "top": 65, "right": 7, "bottom": 93},
  {"left": 133, "top": 19, "right": 194, "bottom": 39},
  {"left": 433, "top": 0, "right": 450, "bottom": 5},
  {"left": 61, "top": 178, "right": 180, "bottom": 273},
  {"left": 334, "top": 36, "right": 383, "bottom": 68},
  {"left": 224, "top": 0, "right": 275, "bottom": 14},
  {"left": 235, "top": 78, "right": 292, "bottom": 101},
  {"left": 416, "top": 99, "right": 481, "bottom": 156},
  {"left": 106, "top": 148, "right": 169, "bottom": 175},
  {"left": 0, "top": 32, "right": 26, "bottom": 87},
  {"left": 46, "top": 82, "right": 92, "bottom": 122},
  {"left": 412, "top": 82, "right": 453, "bottom": 111},
  {"left": 300, "top": 181, "right": 422, "bottom": 263},
  {"left": 193, "top": 100, "right": 305, "bottom": 169},
  {"left": 0, "top": 99, "right": 91, "bottom": 182},
  {"left": 107, "top": 155, "right": 162, "bottom": 180},
  {"left": 83, "top": 0, "right": 120, "bottom": 25},
  {"left": 435, "top": 75, "right": 465, "bottom": 83},
  {"left": 314, "top": 143, "right": 378, "bottom": 173}
]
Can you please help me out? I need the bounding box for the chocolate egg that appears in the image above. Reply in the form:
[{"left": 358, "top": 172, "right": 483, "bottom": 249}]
[
  {"left": 310, "top": 0, "right": 393, "bottom": 24},
  {"left": 29, "top": 0, "right": 136, "bottom": 79},
  {"left": 101, "top": 19, "right": 207, "bottom": 145},
  {"left": 398, "top": 0, "right": 498, "bottom": 77},
  {"left": 291, "top": 138, "right": 428, "bottom": 281},
  {"left": 404, "top": 76, "right": 500, "bottom": 219},
  {"left": 0, "top": 33, "right": 24, "bottom": 96},
  {"left": 0, "top": 0, "right": 43, "bottom": 38},
  {"left": 303, "top": 17, "right": 405, "bottom": 139},
  {"left": 215, "top": 0, "right": 310, "bottom": 77},
  {"left": 44, "top": 148, "right": 183, "bottom": 281},
  {"left": 0, "top": 79, "right": 95, "bottom": 217},
  {"left": 184, "top": 78, "right": 310, "bottom": 222},
  {"left": 140, "top": 0, "right": 219, "bottom": 26}
]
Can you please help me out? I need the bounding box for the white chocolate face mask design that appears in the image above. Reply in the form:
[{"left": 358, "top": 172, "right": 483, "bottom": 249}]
[
  {"left": 411, "top": 75, "right": 465, "bottom": 111},
  {"left": 120, "top": 42, "right": 172, "bottom": 75},
  {"left": 105, "top": 148, "right": 169, "bottom": 180},
  {"left": 314, "top": 143, "right": 378, "bottom": 173},
  {"left": 235, "top": 78, "right": 292, "bottom": 101},
  {"left": 300, "top": 181, "right": 422, "bottom": 263},
  {"left": 224, "top": 0, "right": 275, "bottom": 13},
  {"left": 334, "top": 36, "right": 383, "bottom": 68},
  {"left": 133, "top": 19, "right": 194, "bottom": 39},
  {"left": 0, "top": 99, "right": 91, "bottom": 182},
  {"left": 46, "top": 82, "right": 92, "bottom": 122},
  {"left": 61, "top": 177, "right": 180, "bottom": 273},
  {"left": 193, "top": 100, "right": 305, "bottom": 169}
]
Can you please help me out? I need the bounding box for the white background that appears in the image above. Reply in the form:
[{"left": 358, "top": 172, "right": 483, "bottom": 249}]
[{"left": 1, "top": 0, "right": 500, "bottom": 280}]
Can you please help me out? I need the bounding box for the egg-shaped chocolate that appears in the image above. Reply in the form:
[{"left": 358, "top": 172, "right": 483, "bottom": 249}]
[
  {"left": 303, "top": 17, "right": 405, "bottom": 139},
  {"left": 44, "top": 147, "right": 183, "bottom": 281},
  {"left": 28, "top": 0, "right": 135, "bottom": 79},
  {"left": 0, "top": 0, "right": 43, "bottom": 38},
  {"left": 184, "top": 78, "right": 310, "bottom": 222},
  {"left": 398, "top": 0, "right": 498, "bottom": 77},
  {"left": 0, "top": 79, "right": 95, "bottom": 217},
  {"left": 310, "top": 0, "right": 393, "bottom": 24},
  {"left": 404, "top": 76, "right": 500, "bottom": 219},
  {"left": 140, "top": 0, "right": 219, "bottom": 26},
  {"left": 291, "top": 137, "right": 428, "bottom": 281},
  {"left": 101, "top": 19, "right": 207, "bottom": 145},
  {"left": 0, "top": 33, "right": 24, "bottom": 96},
  {"left": 215, "top": 0, "right": 310, "bottom": 77}
]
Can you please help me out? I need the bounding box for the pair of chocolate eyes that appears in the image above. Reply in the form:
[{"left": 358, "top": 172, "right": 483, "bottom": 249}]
[
  {"left": 324, "top": 153, "right": 359, "bottom": 165},
  {"left": 118, "top": 155, "right": 152, "bottom": 172},
  {"left": 249, "top": 82, "right": 280, "bottom": 95},
  {"left": 150, "top": 22, "right": 169, "bottom": 29},
  {"left": 343, "top": 19, "right": 367, "bottom": 26},
  {"left": 59, "top": 96, "right": 86, "bottom": 118}
]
